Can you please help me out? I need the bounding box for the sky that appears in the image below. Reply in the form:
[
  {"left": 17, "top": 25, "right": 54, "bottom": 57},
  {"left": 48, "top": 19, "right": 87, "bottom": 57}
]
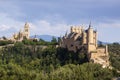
[{"left": 0, "top": 0, "right": 120, "bottom": 42}]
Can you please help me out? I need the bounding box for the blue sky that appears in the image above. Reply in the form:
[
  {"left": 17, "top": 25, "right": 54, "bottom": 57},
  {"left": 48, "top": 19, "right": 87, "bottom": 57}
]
[{"left": 0, "top": 0, "right": 120, "bottom": 42}]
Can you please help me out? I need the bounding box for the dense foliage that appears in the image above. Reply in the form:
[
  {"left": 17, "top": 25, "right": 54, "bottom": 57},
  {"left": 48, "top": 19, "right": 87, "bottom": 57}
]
[
  {"left": 108, "top": 43, "right": 120, "bottom": 71},
  {"left": 0, "top": 41, "right": 118, "bottom": 80},
  {"left": 22, "top": 37, "right": 58, "bottom": 45},
  {"left": 0, "top": 40, "right": 13, "bottom": 46}
]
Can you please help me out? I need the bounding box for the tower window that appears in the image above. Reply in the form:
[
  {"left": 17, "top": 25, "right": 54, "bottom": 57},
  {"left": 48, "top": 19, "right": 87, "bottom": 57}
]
[
  {"left": 25, "top": 29, "right": 28, "bottom": 32},
  {"left": 71, "top": 44, "right": 73, "bottom": 47}
]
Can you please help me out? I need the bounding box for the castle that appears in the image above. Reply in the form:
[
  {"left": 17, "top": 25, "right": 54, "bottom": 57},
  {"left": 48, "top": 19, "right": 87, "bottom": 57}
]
[
  {"left": 10, "top": 22, "right": 30, "bottom": 41},
  {"left": 60, "top": 23, "right": 109, "bottom": 68}
]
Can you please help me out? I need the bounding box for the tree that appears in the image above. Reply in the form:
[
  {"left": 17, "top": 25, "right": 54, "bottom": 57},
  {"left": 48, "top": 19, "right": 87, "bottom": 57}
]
[
  {"left": 51, "top": 37, "right": 57, "bottom": 45},
  {"left": 2, "top": 36, "right": 7, "bottom": 40}
]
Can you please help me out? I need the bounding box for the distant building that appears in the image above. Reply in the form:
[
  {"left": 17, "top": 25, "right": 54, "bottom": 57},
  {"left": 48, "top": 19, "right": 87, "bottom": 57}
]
[
  {"left": 10, "top": 22, "right": 30, "bottom": 41},
  {"left": 60, "top": 23, "right": 109, "bottom": 68}
]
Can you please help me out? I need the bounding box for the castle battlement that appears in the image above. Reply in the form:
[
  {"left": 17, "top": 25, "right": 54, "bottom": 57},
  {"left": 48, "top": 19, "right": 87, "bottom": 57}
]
[
  {"left": 60, "top": 23, "right": 109, "bottom": 68},
  {"left": 71, "top": 26, "right": 84, "bottom": 34}
]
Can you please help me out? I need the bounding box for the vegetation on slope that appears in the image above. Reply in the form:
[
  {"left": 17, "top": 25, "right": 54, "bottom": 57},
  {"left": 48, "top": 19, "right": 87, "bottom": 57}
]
[
  {"left": 108, "top": 43, "right": 120, "bottom": 71},
  {"left": 0, "top": 39, "right": 119, "bottom": 79}
]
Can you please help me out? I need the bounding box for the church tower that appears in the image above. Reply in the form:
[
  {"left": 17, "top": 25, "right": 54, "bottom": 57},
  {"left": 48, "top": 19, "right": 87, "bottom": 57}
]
[{"left": 24, "top": 22, "right": 30, "bottom": 39}]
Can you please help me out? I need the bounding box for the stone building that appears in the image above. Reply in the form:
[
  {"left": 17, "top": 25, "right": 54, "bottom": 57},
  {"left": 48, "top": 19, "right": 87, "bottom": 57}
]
[
  {"left": 60, "top": 23, "right": 109, "bottom": 68},
  {"left": 10, "top": 22, "right": 30, "bottom": 41}
]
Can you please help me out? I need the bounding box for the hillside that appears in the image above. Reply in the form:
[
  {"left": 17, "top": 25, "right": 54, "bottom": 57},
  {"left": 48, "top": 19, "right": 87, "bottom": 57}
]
[
  {"left": 0, "top": 40, "right": 119, "bottom": 80},
  {"left": 108, "top": 43, "right": 120, "bottom": 71}
]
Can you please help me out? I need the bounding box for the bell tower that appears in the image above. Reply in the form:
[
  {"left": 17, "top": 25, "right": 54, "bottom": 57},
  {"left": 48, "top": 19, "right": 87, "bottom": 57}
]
[{"left": 24, "top": 22, "right": 30, "bottom": 39}]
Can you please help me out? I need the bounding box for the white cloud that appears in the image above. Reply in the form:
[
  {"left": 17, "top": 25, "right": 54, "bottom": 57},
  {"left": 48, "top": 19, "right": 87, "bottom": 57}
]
[
  {"left": 0, "top": 12, "right": 70, "bottom": 38},
  {"left": 0, "top": 1, "right": 25, "bottom": 17},
  {"left": 0, "top": 25, "right": 10, "bottom": 31},
  {"left": 30, "top": 20, "right": 70, "bottom": 36},
  {"left": 0, "top": 13, "right": 24, "bottom": 37},
  {"left": 94, "top": 19, "right": 120, "bottom": 42},
  {"left": 97, "top": 20, "right": 120, "bottom": 28}
]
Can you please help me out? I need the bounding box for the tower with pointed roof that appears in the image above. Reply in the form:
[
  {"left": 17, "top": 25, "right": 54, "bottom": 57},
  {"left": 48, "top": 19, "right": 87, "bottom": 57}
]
[{"left": 87, "top": 22, "right": 97, "bottom": 53}]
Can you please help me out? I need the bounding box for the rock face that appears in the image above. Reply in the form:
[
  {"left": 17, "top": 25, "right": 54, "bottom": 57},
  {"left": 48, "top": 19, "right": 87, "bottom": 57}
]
[{"left": 60, "top": 24, "right": 109, "bottom": 68}]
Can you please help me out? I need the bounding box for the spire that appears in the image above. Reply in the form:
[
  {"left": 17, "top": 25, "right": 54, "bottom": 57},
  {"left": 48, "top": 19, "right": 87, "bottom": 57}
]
[
  {"left": 60, "top": 35, "right": 63, "bottom": 41},
  {"left": 65, "top": 30, "right": 68, "bottom": 37},
  {"left": 24, "top": 22, "right": 29, "bottom": 28},
  {"left": 89, "top": 21, "right": 92, "bottom": 28},
  {"left": 60, "top": 35, "right": 62, "bottom": 39},
  {"left": 20, "top": 29, "right": 22, "bottom": 33},
  {"left": 25, "top": 22, "right": 28, "bottom": 25}
]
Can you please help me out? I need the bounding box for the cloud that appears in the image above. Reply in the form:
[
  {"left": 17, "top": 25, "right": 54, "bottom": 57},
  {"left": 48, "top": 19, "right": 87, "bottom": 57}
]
[
  {"left": 0, "top": 11, "right": 70, "bottom": 38},
  {"left": 1, "top": 0, "right": 119, "bottom": 23},
  {"left": 97, "top": 20, "right": 120, "bottom": 28},
  {"left": 0, "top": 1, "right": 25, "bottom": 20},
  {"left": 0, "top": 25, "right": 11, "bottom": 31},
  {"left": 30, "top": 20, "right": 70, "bottom": 36},
  {"left": 30, "top": 19, "right": 120, "bottom": 42},
  {"left": 93, "top": 19, "right": 120, "bottom": 42},
  {"left": 0, "top": 13, "right": 24, "bottom": 37}
]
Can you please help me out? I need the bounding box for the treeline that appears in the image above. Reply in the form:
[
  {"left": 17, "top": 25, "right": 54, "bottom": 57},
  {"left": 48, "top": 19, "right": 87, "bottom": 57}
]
[
  {"left": 0, "top": 37, "right": 58, "bottom": 46},
  {"left": 0, "top": 42, "right": 119, "bottom": 80},
  {"left": 22, "top": 38, "right": 57, "bottom": 45},
  {"left": 0, "top": 40, "right": 13, "bottom": 46}
]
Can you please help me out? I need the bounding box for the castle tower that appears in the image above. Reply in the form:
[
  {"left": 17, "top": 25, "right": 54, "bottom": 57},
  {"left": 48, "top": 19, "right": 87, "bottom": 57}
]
[
  {"left": 95, "top": 31, "right": 97, "bottom": 47},
  {"left": 87, "top": 23, "right": 96, "bottom": 53},
  {"left": 88, "top": 23, "right": 94, "bottom": 44},
  {"left": 105, "top": 45, "right": 108, "bottom": 55},
  {"left": 24, "top": 22, "right": 30, "bottom": 39}
]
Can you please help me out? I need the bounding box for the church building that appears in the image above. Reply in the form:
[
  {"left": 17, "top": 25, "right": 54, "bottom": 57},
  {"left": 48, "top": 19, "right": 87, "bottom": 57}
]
[{"left": 11, "top": 22, "right": 30, "bottom": 41}]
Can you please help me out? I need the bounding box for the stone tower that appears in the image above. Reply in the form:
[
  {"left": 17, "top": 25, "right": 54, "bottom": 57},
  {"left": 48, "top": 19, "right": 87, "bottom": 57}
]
[
  {"left": 87, "top": 23, "right": 97, "bottom": 53},
  {"left": 24, "top": 22, "right": 30, "bottom": 39}
]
